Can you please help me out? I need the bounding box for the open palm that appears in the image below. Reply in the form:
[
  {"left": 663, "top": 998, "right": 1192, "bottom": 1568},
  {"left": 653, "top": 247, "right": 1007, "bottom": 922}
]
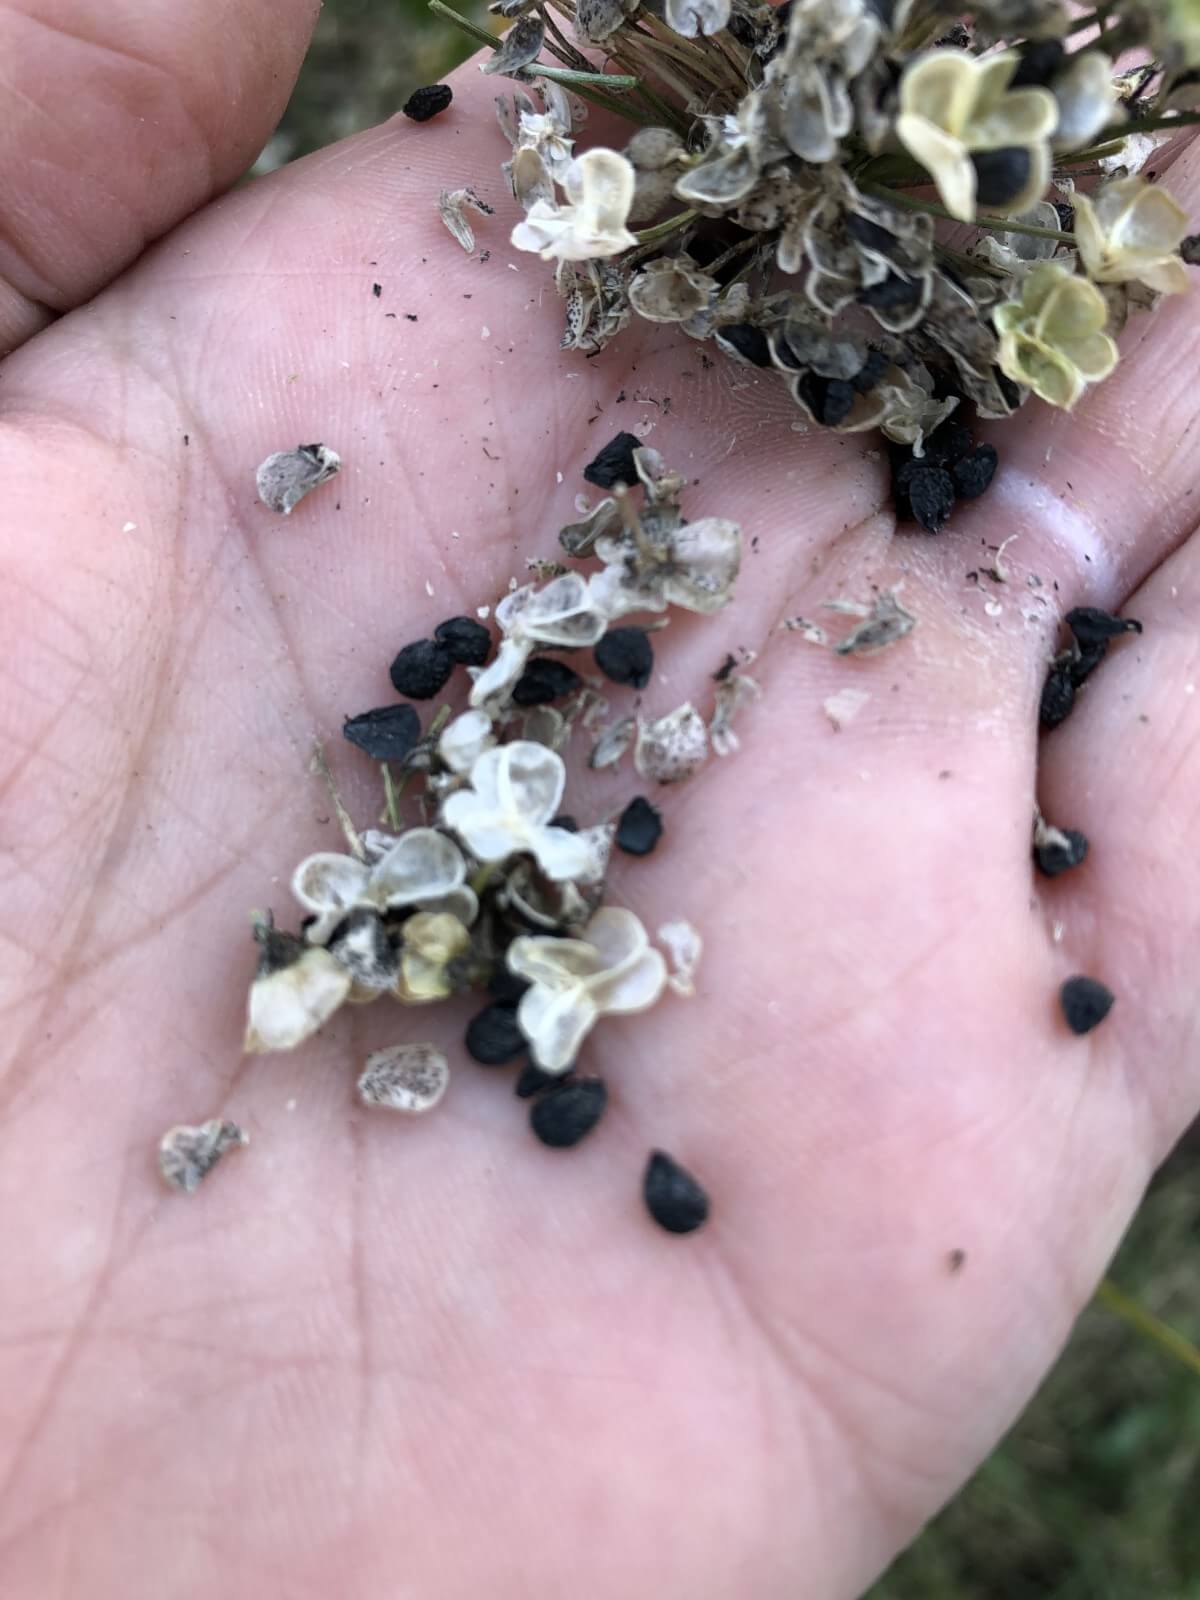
[{"left": 3, "top": 5, "right": 1200, "bottom": 1596}]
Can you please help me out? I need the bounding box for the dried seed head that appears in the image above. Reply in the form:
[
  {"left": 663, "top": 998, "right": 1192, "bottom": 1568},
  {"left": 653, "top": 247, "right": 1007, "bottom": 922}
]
[
  {"left": 158, "top": 1120, "right": 248, "bottom": 1194},
  {"left": 635, "top": 703, "right": 710, "bottom": 784},
  {"left": 358, "top": 1043, "right": 450, "bottom": 1113},
  {"left": 255, "top": 444, "right": 341, "bottom": 515}
]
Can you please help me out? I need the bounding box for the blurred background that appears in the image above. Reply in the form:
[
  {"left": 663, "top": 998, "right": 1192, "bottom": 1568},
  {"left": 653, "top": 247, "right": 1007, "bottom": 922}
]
[{"left": 273, "top": 5, "right": 1200, "bottom": 1593}]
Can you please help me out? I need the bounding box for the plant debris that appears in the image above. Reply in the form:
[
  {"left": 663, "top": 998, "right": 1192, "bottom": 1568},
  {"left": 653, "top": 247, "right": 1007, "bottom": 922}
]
[
  {"left": 158, "top": 1120, "right": 248, "bottom": 1194},
  {"left": 823, "top": 687, "right": 871, "bottom": 730},
  {"left": 255, "top": 444, "right": 341, "bottom": 515}
]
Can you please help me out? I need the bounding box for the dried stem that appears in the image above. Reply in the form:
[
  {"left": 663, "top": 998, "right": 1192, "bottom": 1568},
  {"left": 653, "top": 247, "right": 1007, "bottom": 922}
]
[
  {"left": 864, "top": 184, "right": 1074, "bottom": 241},
  {"left": 311, "top": 743, "right": 366, "bottom": 862}
]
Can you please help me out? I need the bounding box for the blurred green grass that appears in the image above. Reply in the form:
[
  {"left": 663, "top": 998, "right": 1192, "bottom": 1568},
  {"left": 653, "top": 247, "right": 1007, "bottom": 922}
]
[{"left": 276, "top": 6, "right": 1200, "bottom": 1594}]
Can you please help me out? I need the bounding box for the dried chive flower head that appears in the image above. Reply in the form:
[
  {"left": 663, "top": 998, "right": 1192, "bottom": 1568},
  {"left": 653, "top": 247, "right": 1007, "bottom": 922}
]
[
  {"left": 507, "top": 906, "right": 668, "bottom": 1072},
  {"left": 994, "top": 263, "right": 1119, "bottom": 409},
  {"left": 1074, "top": 177, "right": 1191, "bottom": 294}
]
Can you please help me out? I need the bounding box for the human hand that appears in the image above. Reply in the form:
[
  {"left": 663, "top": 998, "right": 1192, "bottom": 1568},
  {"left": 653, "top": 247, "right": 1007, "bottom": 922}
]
[{"left": 2, "top": 4, "right": 1200, "bottom": 1595}]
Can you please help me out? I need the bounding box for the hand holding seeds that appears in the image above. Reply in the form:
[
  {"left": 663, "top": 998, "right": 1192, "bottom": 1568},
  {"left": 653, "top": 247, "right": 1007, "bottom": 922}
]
[{"left": 5, "top": 12, "right": 1200, "bottom": 1596}]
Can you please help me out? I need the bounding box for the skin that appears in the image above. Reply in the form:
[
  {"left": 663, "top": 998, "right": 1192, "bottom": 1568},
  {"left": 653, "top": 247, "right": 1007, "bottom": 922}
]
[{"left": 1, "top": 3, "right": 1200, "bottom": 1594}]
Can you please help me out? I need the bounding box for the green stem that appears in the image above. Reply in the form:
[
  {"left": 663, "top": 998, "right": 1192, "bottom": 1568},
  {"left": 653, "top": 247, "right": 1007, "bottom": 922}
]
[
  {"left": 428, "top": 0, "right": 497, "bottom": 51},
  {"left": 633, "top": 208, "right": 699, "bottom": 245},
  {"left": 1093, "top": 109, "right": 1200, "bottom": 142},
  {"left": 862, "top": 184, "right": 1073, "bottom": 242},
  {"left": 1096, "top": 1278, "right": 1200, "bottom": 1380},
  {"left": 532, "top": 64, "right": 639, "bottom": 90}
]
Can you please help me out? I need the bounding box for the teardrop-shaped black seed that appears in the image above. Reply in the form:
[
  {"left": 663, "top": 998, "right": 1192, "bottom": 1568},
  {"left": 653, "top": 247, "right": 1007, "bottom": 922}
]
[
  {"left": 643, "top": 1150, "right": 709, "bottom": 1234},
  {"left": 530, "top": 1077, "right": 607, "bottom": 1147}
]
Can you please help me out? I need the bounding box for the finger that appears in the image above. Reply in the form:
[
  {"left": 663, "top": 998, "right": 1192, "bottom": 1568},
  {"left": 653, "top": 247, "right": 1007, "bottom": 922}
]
[
  {"left": 1034, "top": 523, "right": 1200, "bottom": 1157},
  {"left": 0, "top": 0, "right": 319, "bottom": 353}
]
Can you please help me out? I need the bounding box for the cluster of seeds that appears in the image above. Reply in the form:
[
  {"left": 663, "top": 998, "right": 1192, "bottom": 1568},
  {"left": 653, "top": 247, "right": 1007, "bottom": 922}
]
[
  {"left": 419, "top": 0, "right": 1197, "bottom": 530},
  {"left": 232, "top": 439, "right": 754, "bottom": 1231}
]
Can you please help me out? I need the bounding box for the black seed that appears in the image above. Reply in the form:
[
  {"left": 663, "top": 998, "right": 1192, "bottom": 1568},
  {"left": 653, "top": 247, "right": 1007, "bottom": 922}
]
[
  {"left": 994, "top": 368, "right": 1024, "bottom": 411},
  {"left": 844, "top": 213, "right": 898, "bottom": 254},
  {"left": 1069, "top": 640, "right": 1108, "bottom": 687},
  {"left": 512, "top": 657, "right": 582, "bottom": 706},
  {"left": 389, "top": 638, "right": 454, "bottom": 700},
  {"left": 1040, "top": 665, "right": 1075, "bottom": 728},
  {"left": 1009, "top": 38, "right": 1065, "bottom": 87},
  {"left": 402, "top": 83, "right": 454, "bottom": 122},
  {"left": 952, "top": 443, "right": 998, "bottom": 499},
  {"left": 971, "top": 148, "right": 1033, "bottom": 209},
  {"left": 487, "top": 967, "right": 530, "bottom": 1005},
  {"left": 716, "top": 323, "right": 773, "bottom": 369},
  {"left": 530, "top": 1076, "right": 607, "bottom": 1147},
  {"left": 906, "top": 465, "right": 956, "bottom": 533},
  {"left": 342, "top": 703, "right": 421, "bottom": 762},
  {"left": 858, "top": 272, "right": 923, "bottom": 314},
  {"left": 1054, "top": 201, "right": 1075, "bottom": 232},
  {"left": 434, "top": 614, "right": 491, "bottom": 666},
  {"left": 583, "top": 431, "right": 642, "bottom": 489},
  {"left": 594, "top": 627, "right": 654, "bottom": 689},
  {"left": 1066, "top": 606, "right": 1143, "bottom": 649},
  {"left": 1060, "top": 975, "right": 1115, "bottom": 1035},
  {"left": 550, "top": 814, "right": 579, "bottom": 832},
  {"left": 1182, "top": 232, "right": 1200, "bottom": 267},
  {"left": 1034, "top": 825, "right": 1089, "bottom": 877},
  {"left": 372, "top": 283, "right": 382, "bottom": 298},
  {"left": 515, "top": 1061, "right": 562, "bottom": 1099},
  {"left": 643, "top": 1150, "right": 709, "bottom": 1234},
  {"left": 821, "top": 378, "right": 857, "bottom": 427},
  {"left": 923, "top": 418, "right": 973, "bottom": 468},
  {"left": 465, "top": 1003, "right": 526, "bottom": 1065},
  {"left": 615, "top": 796, "right": 663, "bottom": 857},
  {"left": 851, "top": 349, "right": 890, "bottom": 395}
]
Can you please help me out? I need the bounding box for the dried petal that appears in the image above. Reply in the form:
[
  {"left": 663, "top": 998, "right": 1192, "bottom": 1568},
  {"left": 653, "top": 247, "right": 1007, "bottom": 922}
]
[
  {"left": 709, "top": 672, "right": 761, "bottom": 756},
  {"left": 832, "top": 591, "right": 917, "bottom": 654},
  {"left": 635, "top": 703, "right": 710, "bottom": 783},
  {"left": 439, "top": 187, "right": 494, "bottom": 253},
  {"left": 255, "top": 445, "right": 341, "bottom": 515},
  {"left": 481, "top": 13, "right": 545, "bottom": 77},
  {"left": 158, "top": 1120, "right": 248, "bottom": 1194},
  {"left": 358, "top": 1043, "right": 450, "bottom": 1113},
  {"left": 657, "top": 919, "right": 702, "bottom": 997}
]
